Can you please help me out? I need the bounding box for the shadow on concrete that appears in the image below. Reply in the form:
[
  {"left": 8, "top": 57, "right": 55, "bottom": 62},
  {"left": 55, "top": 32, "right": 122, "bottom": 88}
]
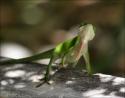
[{"left": 0, "top": 57, "right": 125, "bottom": 98}]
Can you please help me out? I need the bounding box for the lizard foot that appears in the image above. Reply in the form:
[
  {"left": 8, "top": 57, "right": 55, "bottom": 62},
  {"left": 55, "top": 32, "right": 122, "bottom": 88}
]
[{"left": 35, "top": 76, "right": 51, "bottom": 87}]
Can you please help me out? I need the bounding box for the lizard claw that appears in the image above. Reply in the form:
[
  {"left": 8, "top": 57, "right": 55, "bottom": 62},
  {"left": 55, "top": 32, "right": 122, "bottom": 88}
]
[
  {"left": 35, "top": 81, "right": 45, "bottom": 87},
  {"left": 35, "top": 76, "right": 51, "bottom": 87},
  {"left": 36, "top": 81, "right": 50, "bottom": 87}
]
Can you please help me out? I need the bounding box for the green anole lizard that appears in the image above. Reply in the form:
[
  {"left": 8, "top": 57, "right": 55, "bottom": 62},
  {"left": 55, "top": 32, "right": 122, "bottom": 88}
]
[{"left": 0, "top": 23, "right": 95, "bottom": 86}]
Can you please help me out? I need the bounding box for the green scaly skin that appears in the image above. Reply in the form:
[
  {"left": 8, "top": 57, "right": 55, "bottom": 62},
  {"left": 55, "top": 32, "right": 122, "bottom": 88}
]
[{"left": 0, "top": 23, "right": 95, "bottom": 87}]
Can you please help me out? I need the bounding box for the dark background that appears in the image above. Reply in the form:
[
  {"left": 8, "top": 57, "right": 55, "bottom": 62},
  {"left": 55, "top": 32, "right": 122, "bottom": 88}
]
[{"left": 0, "top": 0, "right": 125, "bottom": 76}]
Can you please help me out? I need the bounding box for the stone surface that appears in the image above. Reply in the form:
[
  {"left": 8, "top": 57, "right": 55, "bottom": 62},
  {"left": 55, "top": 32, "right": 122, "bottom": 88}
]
[{"left": 0, "top": 58, "right": 125, "bottom": 98}]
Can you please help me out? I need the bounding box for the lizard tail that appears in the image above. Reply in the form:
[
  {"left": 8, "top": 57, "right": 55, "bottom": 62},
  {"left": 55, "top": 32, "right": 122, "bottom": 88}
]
[{"left": 0, "top": 49, "right": 54, "bottom": 65}]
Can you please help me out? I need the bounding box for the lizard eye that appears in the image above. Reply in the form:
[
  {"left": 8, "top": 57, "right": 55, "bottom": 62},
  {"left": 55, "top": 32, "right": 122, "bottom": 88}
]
[{"left": 79, "top": 22, "right": 87, "bottom": 27}]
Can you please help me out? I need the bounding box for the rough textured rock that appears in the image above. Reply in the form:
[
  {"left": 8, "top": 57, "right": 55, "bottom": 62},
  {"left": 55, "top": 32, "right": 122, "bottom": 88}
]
[{"left": 0, "top": 57, "right": 125, "bottom": 98}]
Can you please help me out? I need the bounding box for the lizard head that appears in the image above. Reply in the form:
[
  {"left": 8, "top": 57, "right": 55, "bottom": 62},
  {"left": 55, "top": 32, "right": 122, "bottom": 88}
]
[{"left": 79, "top": 23, "right": 95, "bottom": 43}]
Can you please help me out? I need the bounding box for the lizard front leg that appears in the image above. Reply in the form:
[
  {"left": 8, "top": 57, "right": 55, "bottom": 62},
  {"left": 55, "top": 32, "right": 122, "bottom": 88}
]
[{"left": 83, "top": 46, "right": 92, "bottom": 75}]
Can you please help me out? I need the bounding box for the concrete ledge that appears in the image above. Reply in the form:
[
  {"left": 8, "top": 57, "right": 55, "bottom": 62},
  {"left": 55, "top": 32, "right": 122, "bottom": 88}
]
[{"left": 0, "top": 58, "right": 125, "bottom": 98}]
